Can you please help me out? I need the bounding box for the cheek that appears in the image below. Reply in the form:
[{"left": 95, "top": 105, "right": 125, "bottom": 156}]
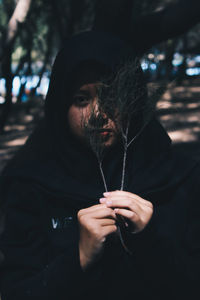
[{"left": 67, "top": 107, "right": 86, "bottom": 137}]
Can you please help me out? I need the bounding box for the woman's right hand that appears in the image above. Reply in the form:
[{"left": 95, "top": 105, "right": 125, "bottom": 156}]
[{"left": 77, "top": 204, "right": 117, "bottom": 270}]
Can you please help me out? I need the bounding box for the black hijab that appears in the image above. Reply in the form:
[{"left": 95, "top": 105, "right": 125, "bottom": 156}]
[{"left": 1, "top": 31, "right": 197, "bottom": 209}]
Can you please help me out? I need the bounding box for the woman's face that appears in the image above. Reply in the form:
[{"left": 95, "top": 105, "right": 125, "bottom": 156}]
[{"left": 67, "top": 82, "right": 120, "bottom": 147}]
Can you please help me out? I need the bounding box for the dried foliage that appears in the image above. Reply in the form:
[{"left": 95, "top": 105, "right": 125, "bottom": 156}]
[
  {"left": 82, "top": 58, "right": 160, "bottom": 191},
  {"left": 80, "top": 58, "right": 159, "bottom": 253}
]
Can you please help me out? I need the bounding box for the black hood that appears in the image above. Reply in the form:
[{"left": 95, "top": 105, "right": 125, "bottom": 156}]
[
  {"left": 45, "top": 30, "right": 134, "bottom": 123},
  {"left": 1, "top": 31, "right": 198, "bottom": 209}
]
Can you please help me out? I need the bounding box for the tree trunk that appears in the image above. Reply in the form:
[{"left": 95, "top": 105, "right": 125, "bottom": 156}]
[
  {"left": 177, "top": 36, "right": 188, "bottom": 84},
  {"left": 93, "top": 0, "right": 133, "bottom": 39},
  {"left": 30, "top": 23, "right": 53, "bottom": 97},
  {"left": 165, "top": 39, "right": 177, "bottom": 80},
  {"left": 0, "top": 49, "right": 13, "bottom": 133},
  {"left": 17, "top": 47, "right": 32, "bottom": 103},
  {"left": 0, "top": 0, "right": 32, "bottom": 61}
]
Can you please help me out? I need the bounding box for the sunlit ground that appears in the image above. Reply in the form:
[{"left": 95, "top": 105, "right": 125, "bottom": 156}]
[
  {"left": 0, "top": 98, "right": 44, "bottom": 173},
  {"left": 156, "top": 79, "right": 200, "bottom": 148},
  {"left": 0, "top": 78, "right": 200, "bottom": 173}
]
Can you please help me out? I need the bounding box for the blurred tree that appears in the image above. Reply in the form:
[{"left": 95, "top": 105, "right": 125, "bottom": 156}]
[
  {"left": 0, "top": 0, "right": 32, "bottom": 132},
  {"left": 0, "top": 0, "right": 95, "bottom": 132},
  {"left": 0, "top": 0, "right": 32, "bottom": 61}
]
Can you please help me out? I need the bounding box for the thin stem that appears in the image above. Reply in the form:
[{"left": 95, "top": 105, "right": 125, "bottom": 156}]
[
  {"left": 117, "top": 227, "right": 133, "bottom": 255},
  {"left": 120, "top": 123, "right": 129, "bottom": 190},
  {"left": 120, "top": 144, "right": 127, "bottom": 191},
  {"left": 99, "top": 160, "right": 108, "bottom": 192},
  {"left": 118, "top": 122, "right": 134, "bottom": 255},
  {"left": 127, "top": 119, "right": 150, "bottom": 148}
]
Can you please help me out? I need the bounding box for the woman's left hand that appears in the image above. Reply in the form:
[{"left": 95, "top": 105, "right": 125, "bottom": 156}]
[{"left": 99, "top": 190, "right": 153, "bottom": 233}]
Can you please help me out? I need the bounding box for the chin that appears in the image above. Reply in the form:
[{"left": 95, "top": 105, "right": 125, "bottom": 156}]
[{"left": 103, "top": 136, "right": 118, "bottom": 148}]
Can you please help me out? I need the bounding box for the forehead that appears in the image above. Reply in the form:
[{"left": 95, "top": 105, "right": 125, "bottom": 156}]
[
  {"left": 70, "top": 61, "right": 110, "bottom": 94},
  {"left": 78, "top": 82, "right": 105, "bottom": 92}
]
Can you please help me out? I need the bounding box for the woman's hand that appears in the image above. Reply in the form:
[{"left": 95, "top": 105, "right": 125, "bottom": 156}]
[
  {"left": 99, "top": 191, "right": 153, "bottom": 233},
  {"left": 77, "top": 204, "right": 117, "bottom": 270}
]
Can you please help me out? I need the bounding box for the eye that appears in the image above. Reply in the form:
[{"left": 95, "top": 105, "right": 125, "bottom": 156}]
[{"left": 73, "top": 95, "right": 91, "bottom": 107}]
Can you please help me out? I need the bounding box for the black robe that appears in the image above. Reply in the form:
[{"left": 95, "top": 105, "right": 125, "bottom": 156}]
[{"left": 0, "top": 31, "right": 200, "bottom": 300}]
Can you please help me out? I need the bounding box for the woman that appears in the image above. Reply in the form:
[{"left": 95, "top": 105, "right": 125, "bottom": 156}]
[{"left": 0, "top": 30, "right": 200, "bottom": 300}]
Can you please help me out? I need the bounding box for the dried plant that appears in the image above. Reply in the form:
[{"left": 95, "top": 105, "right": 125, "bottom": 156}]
[
  {"left": 98, "top": 58, "right": 154, "bottom": 190},
  {"left": 83, "top": 107, "right": 108, "bottom": 191},
  {"left": 81, "top": 58, "right": 162, "bottom": 253}
]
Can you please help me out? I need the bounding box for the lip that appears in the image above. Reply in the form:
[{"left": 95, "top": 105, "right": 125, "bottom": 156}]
[
  {"left": 100, "top": 131, "right": 111, "bottom": 136},
  {"left": 87, "top": 128, "right": 113, "bottom": 133}
]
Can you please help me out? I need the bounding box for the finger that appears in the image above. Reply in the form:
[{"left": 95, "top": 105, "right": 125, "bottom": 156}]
[
  {"left": 100, "top": 195, "right": 143, "bottom": 208},
  {"left": 114, "top": 208, "right": 137, "bottom": 220},
  {"left": 101, "top": 195, "right": 152, "bottom": 212},
  {"left": 103, "top": 191, "right": 152, "bottom": 208},
  {"left": 78, "top": 204, "right": 107, "bottom": 217},
  {"left": 99, "top": 218, "right": 116, "bottom": 226},
  {"left": 101, "top": 198, "right": 142, "bottom": 215},
  {"left": 111, "top": 191, "right": 152, "bottom": 207},
  {"left": 91, "top": 207, "right": 116, "bottom": 220},
  {"left": 102, "top": 225, "right": 118, "bottom": 237}
]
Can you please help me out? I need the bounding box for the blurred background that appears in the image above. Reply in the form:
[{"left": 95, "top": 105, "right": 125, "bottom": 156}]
[{"left": 0, "top": 0, "right": 200, "bottom": 173}]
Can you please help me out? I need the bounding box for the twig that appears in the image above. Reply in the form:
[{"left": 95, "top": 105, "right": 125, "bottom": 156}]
[
  {"left": 120, "top": 123, "right": 129, "bottom": 190},
  {"left": 99, "top": 160, "right": 108, "bottom": 192},
  {"left": 127, "top": 119, "right": 150, "bottom": 148}
]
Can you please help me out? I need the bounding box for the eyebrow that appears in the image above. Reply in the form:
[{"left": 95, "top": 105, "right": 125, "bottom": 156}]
[{"left": 73, "top": 90, "right": 91, "bottom": 96}]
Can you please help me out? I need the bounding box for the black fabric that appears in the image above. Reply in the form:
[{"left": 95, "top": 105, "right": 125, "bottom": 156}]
[
  {"left": 0, "top": 30, "right": 200, "bottom": 300},
  {"left": 93, "top": 0, "right": 200, "bottom": 54},
  {"left": 131, "top": 0, "right": 200, "bottom": 53}
]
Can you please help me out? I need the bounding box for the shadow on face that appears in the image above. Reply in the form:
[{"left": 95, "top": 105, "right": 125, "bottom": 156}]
[{"left": 67, "top": 61, "right": 121, "bottom": 148}]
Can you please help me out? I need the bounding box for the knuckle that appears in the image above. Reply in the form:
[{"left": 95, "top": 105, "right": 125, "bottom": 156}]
[
  {"left": 113, "top": 225, "right": 118, "bottom": 232},
  {"left": 106, "top": 208, "right": 115, "bottom": 217},
  {"left": 87, "top": 219, "right": 95, "bottom": 230},
  {"left": 131, "top": 203, "right": 137, "bottom": 211},
  {"left": 147, "top": 201, "right": 153, "bottom": 208},
  {"left": 145, "top": 205, "right": 153, "bottom": 215},
  {"left": 133, "top": 213, "right": 139, "bottom": 221},
  {"left": 111, "top": 211, "right": 117, "bottom": 218},
  {"left": 144, "top": 199, "right": 153, "bottom": 208},
  {"left": 92, "top": 227, "right": 101, "bottom": 239},
  {"left": 149, "top": 202, "right": 153, "bottom": 209},
  {"left": 78, "top": 215, "right": 85, "bottom": 225},
  {"left": 77, "top": 210, "right": 83, "bottom": 219},
  {"left": 127, "top": 199, "right": 133, "bottom": 206},
  {"left": 80, "top": 214, "right": 87, "bottom": 223}
]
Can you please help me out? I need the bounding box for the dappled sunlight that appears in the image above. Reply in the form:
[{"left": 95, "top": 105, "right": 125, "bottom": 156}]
[
  {"left": 1, "top": 78, "right": 200, "bottom": 173},
  {"left": 24, "top": 115, "right": 34, "bottom": 122},
  {"left": 186, "top": 103, "right": 200, "bottom": 109},
  {"left": 173, "top": 86, "right": 200, "bottom": 93},
  {"left": 157, "top": 101, "right": 172, "bottom": 109},
  {"left": 4, "top": 125, "right": 26, "bottom": 132},
  {"left": 156, "top": 78, "right": 200, "bottom": 146},
  {"left": 187, "top": 115, "right": 200, "bottom": 122},
  {"left": 162, "top": 91, "right": 172, "bottom": 101},
  {"left": 168, "top": 129, "right": 198, "bottom": 143},
  {"left": 0, "top": 99, "right": 43, "bottom": 173},
  {"left": 5, "top": 137, "right": 28, "bottom": 147}
]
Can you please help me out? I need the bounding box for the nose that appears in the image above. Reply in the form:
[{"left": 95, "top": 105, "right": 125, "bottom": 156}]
[
  {"left": 93, "top": 99, "right": 107, "bottom": 119},
  {"left": 88, "top": 99, "right": 108, "bottom": 127}
]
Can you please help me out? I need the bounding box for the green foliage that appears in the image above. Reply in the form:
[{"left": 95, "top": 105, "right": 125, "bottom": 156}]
[{"left": 0, "top": 0, "right": 96, "bottom": 78}]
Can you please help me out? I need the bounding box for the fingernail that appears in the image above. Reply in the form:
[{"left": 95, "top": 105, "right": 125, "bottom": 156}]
[
  {"left": 103, "top": 192, "right": 110, "bottom": 197},
  {"left": 106, "top": 200, "right": 112, "bottom": 206},
  {"left": 114, "top": 208, "right": 119, "bottom": 213},
  {"left": 99, "top": 198, "right": 106, "bottom": 203}
]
